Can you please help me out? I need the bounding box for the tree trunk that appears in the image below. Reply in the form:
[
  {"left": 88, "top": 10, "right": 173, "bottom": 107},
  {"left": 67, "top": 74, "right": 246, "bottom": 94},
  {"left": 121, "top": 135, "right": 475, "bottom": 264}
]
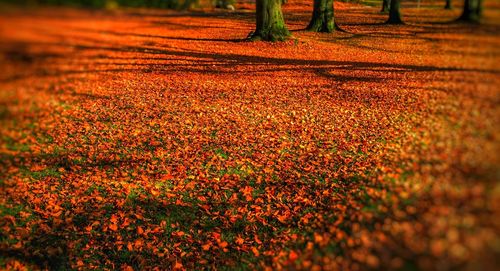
[
  {"left": 381, "top": 0, "right": 390, "bottom": 13},
  {"left": 444, "top": 0, "right": 452, "bottom": 9},
  {"left": 386, "top": 0, "right": 403, "bottom": 24},
  {"left": 307, "top": 0, "right": 335, "bottom": 32},
  {"left": 476, "top": 0, "right": 483, "bottom": 17},
  {"left": 250, "top": 0, "right": 290, "bottom": 41},
  {"left": 458, "top": 0, "right": 481, "bottom": 22}
]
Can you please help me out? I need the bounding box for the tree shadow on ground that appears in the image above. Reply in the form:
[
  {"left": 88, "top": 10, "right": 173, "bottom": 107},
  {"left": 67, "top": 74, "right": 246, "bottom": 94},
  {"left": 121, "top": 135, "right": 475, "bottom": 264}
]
[
  {"left": 67, "top": 28, "right": 247, "bottom": 42},
  {"left": 1, "top": 38, "right": 498, "bottom": 85}
]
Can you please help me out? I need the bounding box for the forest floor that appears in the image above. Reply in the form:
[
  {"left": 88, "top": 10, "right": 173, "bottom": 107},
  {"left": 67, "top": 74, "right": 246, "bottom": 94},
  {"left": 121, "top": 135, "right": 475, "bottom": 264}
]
[{"left": 1, "top": 0, "right": 499, "bottom": 270}]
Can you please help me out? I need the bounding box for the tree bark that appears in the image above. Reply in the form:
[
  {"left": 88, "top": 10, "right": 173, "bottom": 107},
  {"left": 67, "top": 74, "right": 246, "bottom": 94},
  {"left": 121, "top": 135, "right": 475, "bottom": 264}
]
[
  {"left": 250, "top": 0, "right": 290, "bottom": 41},
  {"left": 386, "top": 0, "right": 403, "bottom": 24},
  {"left": 476, "top": 0, "right": 483, "bottom": 17},
  {"left": 381, "top": 0, "right": 390, "bottom": 13},
  {"left": 444, "top": 0, "right": 452, "bottom": 9},
  {"left": 458, "top": 0, "right": 481, "bottom": 23},
  {"left": 307, "top": 0, "right": 336, "bottom": 32}
]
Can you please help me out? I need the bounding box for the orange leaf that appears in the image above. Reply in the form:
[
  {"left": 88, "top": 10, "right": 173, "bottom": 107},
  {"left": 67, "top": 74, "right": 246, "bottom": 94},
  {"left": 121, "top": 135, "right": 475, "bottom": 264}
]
[
  {"left": 235, "top": 236, "right": 244, "bottom": 245},
  {"left": 161, "top": 173, "right": 173, "bottom": 181},
  {"left": 202, "top": 243, "right": 211, "bottom": 251},
  {"left": 251, "top": 247, "right": 260, "bottom": 256},
  {"left": 109, "top": 223, "right": 118, "bottom": 232},
  {"left": 174, "top": 261, "right": 183, "bottom": 270},
  {"left": 137, "top": 226, "right": 144, "bottom": 235}
]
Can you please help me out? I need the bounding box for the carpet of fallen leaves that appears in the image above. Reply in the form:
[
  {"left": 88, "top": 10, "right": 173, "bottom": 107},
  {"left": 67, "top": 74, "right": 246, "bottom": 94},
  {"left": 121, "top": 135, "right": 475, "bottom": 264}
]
[{"left": 0, "top": 0, "right": 499, "bottom": 270}]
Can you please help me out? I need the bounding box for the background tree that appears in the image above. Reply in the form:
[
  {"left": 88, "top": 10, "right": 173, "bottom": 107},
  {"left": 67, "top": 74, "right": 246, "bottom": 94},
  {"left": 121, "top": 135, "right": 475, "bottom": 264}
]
[
  {"left": 458, "top": 0, "right": 482, "bottom": 22},
  {"left": 386, "top": 0, "right": 403, "bottom": 24},
  {"left": 445, "top": 0, "right": 452, "bottom": 9},
  {"left": 381, "top": 0, "right": 390, "bottom": 13},
  {"left": 250, "top": 0, "right": 290, "bottom": 41},
  {"left": 307, "top": 0, "right": 336, "bottom": 32}
]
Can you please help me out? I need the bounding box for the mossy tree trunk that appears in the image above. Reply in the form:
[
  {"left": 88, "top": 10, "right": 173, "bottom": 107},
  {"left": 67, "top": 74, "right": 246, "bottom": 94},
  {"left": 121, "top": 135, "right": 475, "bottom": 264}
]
[
  {"left": 381, "top": 0, "right": 390, "bottom": 13},
  {"left": 444, "top": 0, "right": 452, "bottom": 9},
  {"left": 386, "top": 0, "right": 403, "bottom": 24},
  {"left": 307, "top": 0, "right": 336, "bottom": 32},
  {"left": 477, "top": 0, "right": 483, "bottom": 17},
  {"left": 250, "top": 0, "right": 290, "bottom": 41},
  {"left": 458, "top": 0, "right": 482, "bottom": 22}
]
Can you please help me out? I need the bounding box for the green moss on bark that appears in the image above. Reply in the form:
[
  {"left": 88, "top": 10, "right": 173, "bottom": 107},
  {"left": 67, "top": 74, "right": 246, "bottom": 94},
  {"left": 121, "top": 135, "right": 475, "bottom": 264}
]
[
  {"left": 386, "top": 0, "right": 403, "bottom": 24},
  {"left": 458, "top": 0, "right": 482, "bottom": 23},
  {"left": 307, "top": 0, "right": 337, "bottom": 33},
  {"left": 445, "top": 0, "right": 452, "bottom": 9},
  {"left": 250, "top": 0, "right": 290, "bottom": 41},
  {"left": 381, "top": 0, "right": 390, "bottom": 13}
]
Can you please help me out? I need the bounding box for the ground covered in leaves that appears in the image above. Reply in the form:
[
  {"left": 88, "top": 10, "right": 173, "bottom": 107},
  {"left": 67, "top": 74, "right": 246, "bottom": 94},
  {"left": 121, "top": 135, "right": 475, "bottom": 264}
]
[{"left": 0, "top": 0, "right": 499, "bottom": 270}]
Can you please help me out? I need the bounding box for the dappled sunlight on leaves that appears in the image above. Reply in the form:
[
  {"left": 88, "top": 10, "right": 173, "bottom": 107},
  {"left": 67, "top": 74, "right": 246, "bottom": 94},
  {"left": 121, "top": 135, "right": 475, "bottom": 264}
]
[{"left": 0, "top": 0, "right": 499, "bottom": 270}]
